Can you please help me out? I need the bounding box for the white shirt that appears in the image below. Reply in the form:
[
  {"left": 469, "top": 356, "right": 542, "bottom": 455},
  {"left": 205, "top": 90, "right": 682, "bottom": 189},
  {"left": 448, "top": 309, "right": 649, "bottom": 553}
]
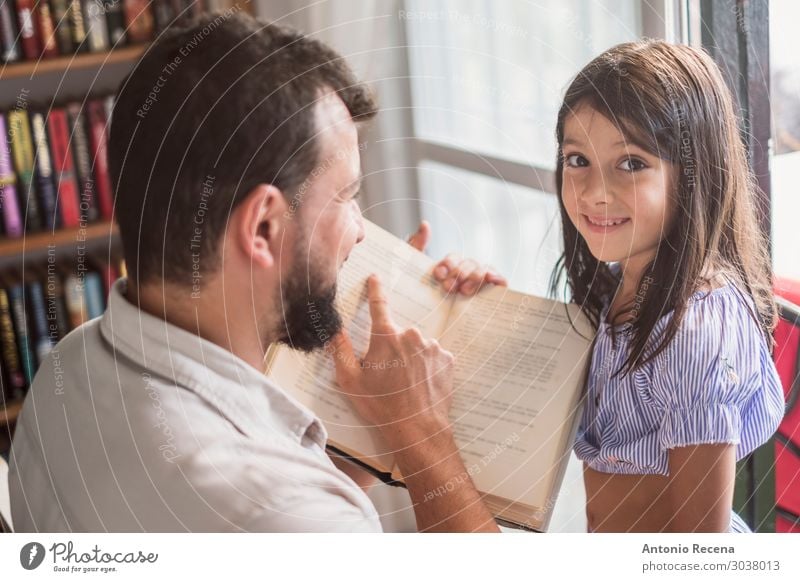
[{"left": 9, "top": 278, "right": 382, "bottom": 532}]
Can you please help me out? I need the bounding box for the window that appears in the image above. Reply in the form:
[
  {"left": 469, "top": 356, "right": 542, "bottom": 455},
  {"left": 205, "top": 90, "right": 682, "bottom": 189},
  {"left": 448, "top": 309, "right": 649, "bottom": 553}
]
[
  {"left": 770, "top": 0, "right": 800, "bottom": 281},
  {"left": 404, "top": 0, "right": 676, "bottom": 294},
  {"left": 418, "top": 161, "right": 561, "bottom": 295}
]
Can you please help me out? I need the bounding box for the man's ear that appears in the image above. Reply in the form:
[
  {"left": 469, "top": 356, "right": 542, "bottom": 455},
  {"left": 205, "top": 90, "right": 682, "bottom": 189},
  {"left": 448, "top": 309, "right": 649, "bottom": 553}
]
[{"left": 234, "top": 183, "right": 289, "bottom": 269}]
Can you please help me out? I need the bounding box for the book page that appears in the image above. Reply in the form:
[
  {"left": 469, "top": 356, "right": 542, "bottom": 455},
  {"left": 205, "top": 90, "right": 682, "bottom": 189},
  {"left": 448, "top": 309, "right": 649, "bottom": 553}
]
[
  {"left": 267, "top": 221, "right": 452, "bottom": 469},
  {"left": 439, "top": 286, "right": 593, "bottom": 511}
]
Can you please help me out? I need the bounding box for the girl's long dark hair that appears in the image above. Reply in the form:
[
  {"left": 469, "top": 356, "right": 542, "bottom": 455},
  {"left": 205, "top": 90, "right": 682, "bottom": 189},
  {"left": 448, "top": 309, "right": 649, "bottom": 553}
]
[{"left": 551, "top": 40, "right": 776, "bottom": 375}]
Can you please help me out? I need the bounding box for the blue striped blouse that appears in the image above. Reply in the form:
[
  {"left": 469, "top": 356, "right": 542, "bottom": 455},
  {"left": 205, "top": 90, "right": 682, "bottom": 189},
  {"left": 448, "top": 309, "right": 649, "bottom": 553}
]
[{"left": 574, "top": 283, "right": 785, "bottom": 530}]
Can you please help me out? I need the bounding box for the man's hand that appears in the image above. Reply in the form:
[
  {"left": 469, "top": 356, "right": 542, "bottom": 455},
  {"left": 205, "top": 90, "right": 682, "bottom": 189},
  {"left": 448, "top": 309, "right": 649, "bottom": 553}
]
[
  {"left": 406, "top": 220, "right": 508, "bottom": 296},
  {"left": 328, "top": 274, "right": 498, "bottom": 532},
  {"left": 329, "top": 274, "right": 454, "bottom": 441}
]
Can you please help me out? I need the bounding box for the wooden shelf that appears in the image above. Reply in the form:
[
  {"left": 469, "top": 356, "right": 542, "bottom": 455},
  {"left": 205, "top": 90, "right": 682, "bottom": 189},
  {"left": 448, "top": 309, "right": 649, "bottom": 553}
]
[
  {"left": 0, "top": 221, "right": 118, "bottom": 258},
  {"left": 0, "top": 399, "right": 23, "bottom": 426},
  {"left": 0, "top": 44, "right": 148, "bottom": 81}
]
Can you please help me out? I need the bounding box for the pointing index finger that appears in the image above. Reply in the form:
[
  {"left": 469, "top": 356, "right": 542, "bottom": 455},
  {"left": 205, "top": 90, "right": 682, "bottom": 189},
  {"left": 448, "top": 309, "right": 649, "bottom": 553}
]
[{"left": 367, "top": 274, "right": 395, "bottom": 331}]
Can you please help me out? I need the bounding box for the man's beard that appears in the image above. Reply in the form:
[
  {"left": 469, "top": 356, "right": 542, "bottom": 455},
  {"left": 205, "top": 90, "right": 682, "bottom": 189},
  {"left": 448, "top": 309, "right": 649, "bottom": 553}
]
[{"left": 275, "top": 238, "right": 343, "bottom": 353}]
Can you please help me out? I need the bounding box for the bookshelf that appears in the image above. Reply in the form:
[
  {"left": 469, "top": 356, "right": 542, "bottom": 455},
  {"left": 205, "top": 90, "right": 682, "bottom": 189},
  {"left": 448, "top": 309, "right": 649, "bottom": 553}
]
[
  {"left": 0, "top": 1, "right": 257, "bottom": 442},
  {"left": 0, "top": 45, "right": 130, "bottom": 434},
  {"left": 0, "top": 44, "right": 148, "bottom": 81},
  {"left": 0, "top": 221, "right": 118, "bottom": 259}
]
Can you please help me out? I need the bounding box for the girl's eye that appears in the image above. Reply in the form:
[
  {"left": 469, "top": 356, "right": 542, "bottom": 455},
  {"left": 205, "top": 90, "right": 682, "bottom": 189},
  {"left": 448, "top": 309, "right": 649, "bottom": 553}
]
[
  {"left": 618, "top": 157, "right": 647, "bottom": 172},
  {"left": 564, "top": 153, "right": 588, "bottom": 168}
]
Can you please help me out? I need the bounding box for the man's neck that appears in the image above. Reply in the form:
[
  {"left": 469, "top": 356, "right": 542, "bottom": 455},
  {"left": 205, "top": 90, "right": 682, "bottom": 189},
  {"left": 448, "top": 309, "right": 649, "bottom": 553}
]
[{"left": 125, "top": 277, "right": 270, "bottom": 372}]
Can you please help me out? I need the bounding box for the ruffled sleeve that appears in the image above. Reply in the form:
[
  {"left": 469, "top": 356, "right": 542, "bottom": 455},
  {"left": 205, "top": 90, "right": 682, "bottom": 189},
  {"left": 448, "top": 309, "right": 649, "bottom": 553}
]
[{"left": 647, "top": 287, "right": 785, "bottom": 458}]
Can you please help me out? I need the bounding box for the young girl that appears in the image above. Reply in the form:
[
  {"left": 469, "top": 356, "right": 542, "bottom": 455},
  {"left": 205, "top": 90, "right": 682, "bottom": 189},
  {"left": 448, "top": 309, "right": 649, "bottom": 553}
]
[{"left": 431, "top": 40, "right": 785, "bottom": 532}]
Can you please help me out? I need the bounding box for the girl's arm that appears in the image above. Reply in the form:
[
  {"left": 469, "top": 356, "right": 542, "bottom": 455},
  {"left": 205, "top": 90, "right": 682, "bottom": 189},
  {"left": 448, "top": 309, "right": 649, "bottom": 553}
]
[{"left": 665, "top": 443, "right": 736, "bottom": 532}]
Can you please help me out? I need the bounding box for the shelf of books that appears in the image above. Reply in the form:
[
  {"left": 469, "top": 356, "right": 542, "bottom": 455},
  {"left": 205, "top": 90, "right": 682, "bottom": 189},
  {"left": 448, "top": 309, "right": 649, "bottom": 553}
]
[
  {"left": 0, "top": 44, "right": 148, "bottom": 80},
  {"left": 0, "top": 0, "right": 249, "bottom": 451}
]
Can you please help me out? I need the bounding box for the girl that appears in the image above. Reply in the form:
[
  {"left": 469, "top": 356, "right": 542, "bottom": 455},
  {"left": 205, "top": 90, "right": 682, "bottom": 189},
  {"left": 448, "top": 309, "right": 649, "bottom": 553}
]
[{"left": 431, "top": 40, "right": 785, "bottom": 532}]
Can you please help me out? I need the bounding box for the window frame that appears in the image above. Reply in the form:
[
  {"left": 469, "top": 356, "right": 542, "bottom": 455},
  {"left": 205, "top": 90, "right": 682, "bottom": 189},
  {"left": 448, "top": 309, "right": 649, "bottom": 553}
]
[{"left": 401, "top": 0, "right": 688, "bottom": 201}]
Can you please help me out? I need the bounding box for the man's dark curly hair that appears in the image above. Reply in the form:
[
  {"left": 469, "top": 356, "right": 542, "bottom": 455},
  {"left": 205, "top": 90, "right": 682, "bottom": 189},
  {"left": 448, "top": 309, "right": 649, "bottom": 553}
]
[{"left": 109, "top": 11, "right": 377, "bottom": 284}]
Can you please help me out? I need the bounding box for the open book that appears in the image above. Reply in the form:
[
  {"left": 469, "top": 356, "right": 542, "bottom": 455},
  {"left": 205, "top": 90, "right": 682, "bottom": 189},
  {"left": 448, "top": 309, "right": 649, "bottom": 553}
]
[{"left": 265, "top": 220, "right": 594, "bottom": 531}]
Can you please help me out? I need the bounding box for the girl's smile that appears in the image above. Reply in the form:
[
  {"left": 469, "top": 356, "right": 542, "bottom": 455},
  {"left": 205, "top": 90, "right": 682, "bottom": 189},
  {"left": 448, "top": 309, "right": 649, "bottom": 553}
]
[{"left": 581, "top": 213, "right": 631, "bottom": 233}]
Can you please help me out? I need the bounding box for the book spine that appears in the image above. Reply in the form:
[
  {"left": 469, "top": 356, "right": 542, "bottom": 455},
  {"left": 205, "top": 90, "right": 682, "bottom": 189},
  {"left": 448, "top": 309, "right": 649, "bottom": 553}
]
[
  {"left": 9, "top": 283, "right": 36, "bottom": 384},
  {"left": 0, "top": 288, "right": 27, "bottom": 399},
  {"left": 66, "top": 104, "right": 98, "bottom": 222},
  {"left": 103, "top": 95, "right": 114, "bottom": 127},
  {"left": 30, "top": 112, "right": 59, "bottom": 230},
  {"left": 69, "top": 0, "right": 88, "bottom": 52},
  {"left": 63, "top": 273, "right": 87, "bottom": 329},
  {"left": 49, "top": 0, "right": 74, "bottom": 54},
  {"left": 152, "top": 0, "right": 174, "bottom": 34},
  {"left": 103, "top": 0, "right": 125, "bottom": 45},
  {"left": 28, "top": 280, "right": 55, "bottom": 364},
  {"left": 46, "top": 108, "right": 81, "bottom": 228},
  {"left": 86, "top": 100, "right": 113, "bottom": 219},
  {"left": 83, "top": 0, "right": 108, "bottom": 51},
  {"left": 16, "top": 0, "right": 42, "bottom": 59},
  {"left": 0, "top": 114, "right": 24, "bottom": 238},
  {"left": 44, "top": 271, "right": 69, "bottom": 340},
  {"left": 7, "top": 109, "right": 44, "bottom": 232},
  {"left": 84, "top": 271, "right": 104, "bottom": 318},
  {"left": 123, "top": 0, "right": 153, "bottom": 43},
  {"left": 35, "top": 0, "right": 60, "bottom": 58},
  {"left": 0, "top": 0, "right": 20, "bottom": 62}
]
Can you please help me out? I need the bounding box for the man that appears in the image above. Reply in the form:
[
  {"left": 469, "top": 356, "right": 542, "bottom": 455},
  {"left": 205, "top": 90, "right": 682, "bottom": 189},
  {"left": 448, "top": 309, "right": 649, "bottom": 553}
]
[{"left": 9, "top": 12, "right": 499, "bottom": 532}]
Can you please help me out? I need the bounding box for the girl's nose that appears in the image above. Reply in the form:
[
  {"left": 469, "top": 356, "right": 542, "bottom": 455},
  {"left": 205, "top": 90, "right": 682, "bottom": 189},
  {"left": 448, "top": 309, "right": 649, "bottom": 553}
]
[{"left": 580, "top": 169, "right": 610, "bottom": 206}]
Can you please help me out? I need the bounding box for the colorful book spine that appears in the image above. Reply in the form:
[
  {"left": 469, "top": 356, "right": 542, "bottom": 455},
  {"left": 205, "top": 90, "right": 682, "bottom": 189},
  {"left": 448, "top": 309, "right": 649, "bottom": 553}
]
[
  {"left": 9, "top": 283, "right": 36, "bottom": 385},
  {"left": 46, "top": 274, "right": 70, "bottom": 340},
  {"left": 0, "top": 288, "right": 27, "bottom": 398},
  {"left": 7, "top": 109, "right": 44, "bottom": 232},
  {"left": 86, "top": 100, "right": 113, "bottom": 219},
  {"left": 28, "top": 280, "right": 55, "bottom": 364},
  {"left": 46, "top": 108, "right": 81, "bottom": 228},
  {"left": 16, "top": 0, "right": 42, "bottom": 59},
  {"left": 123, "top": 0, "right": 153, "bottom": 43},
  {"left": 66, "top": 104, "right": 98, "bottom": 222},
  {"left": 35, "top": 0, "right": 60, "bottom": 58},
  {"left": 69, "top": 0, "right": 88, "bottom": 52},
  {"left": 83, "top": 0, "right": 109, "bottom": 51},
  {"left": 49, "top": 0, "right": 75, "bottom": 54},
  {"left": 30, "top": 111, "right": 59, "bottom": 230},
  {"left": 0, "top": 0, "right": 20, "bottom": 62},
  {"left": 0, "top": 114, "right": 23, "bottom": 238},
  {"left": 103, "top": 0, "right": 126, "bottom": 45},
  {"left": 84, "top": 271, "right": 104, "bottom": 318},
  {"left": 63, "top": 273, "right": 87, "bottom": 329}
]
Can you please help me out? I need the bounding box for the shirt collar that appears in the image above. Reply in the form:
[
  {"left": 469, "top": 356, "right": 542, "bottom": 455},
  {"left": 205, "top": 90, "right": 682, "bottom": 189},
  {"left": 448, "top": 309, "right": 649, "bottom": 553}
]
[{"left": 99, "top": 278, "right": 327, "bottom": 447}]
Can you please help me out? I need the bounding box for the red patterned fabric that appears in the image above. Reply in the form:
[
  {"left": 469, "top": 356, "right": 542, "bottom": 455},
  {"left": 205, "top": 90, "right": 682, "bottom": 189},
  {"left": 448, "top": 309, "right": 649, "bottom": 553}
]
[{"left": 774, "top": 278, "right": 800, "bottom": 533}]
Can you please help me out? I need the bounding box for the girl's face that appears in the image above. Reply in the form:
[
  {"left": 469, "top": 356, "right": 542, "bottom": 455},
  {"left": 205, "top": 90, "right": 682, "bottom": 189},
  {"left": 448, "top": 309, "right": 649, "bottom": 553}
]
[{"left": 560, "top": 105, "right": 678, "bottom": 276}]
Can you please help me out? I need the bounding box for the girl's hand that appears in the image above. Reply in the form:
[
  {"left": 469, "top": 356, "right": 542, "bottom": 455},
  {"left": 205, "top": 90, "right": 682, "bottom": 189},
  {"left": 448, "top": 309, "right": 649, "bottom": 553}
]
[{"left": 406, "top": 221, "right": 509, "bottom": 296}]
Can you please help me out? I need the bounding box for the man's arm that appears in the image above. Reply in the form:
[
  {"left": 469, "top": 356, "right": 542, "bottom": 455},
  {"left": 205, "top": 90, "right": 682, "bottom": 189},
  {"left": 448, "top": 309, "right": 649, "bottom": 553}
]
[{"left": 329, "top": 275, "right": 498, "bottom": 532}]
